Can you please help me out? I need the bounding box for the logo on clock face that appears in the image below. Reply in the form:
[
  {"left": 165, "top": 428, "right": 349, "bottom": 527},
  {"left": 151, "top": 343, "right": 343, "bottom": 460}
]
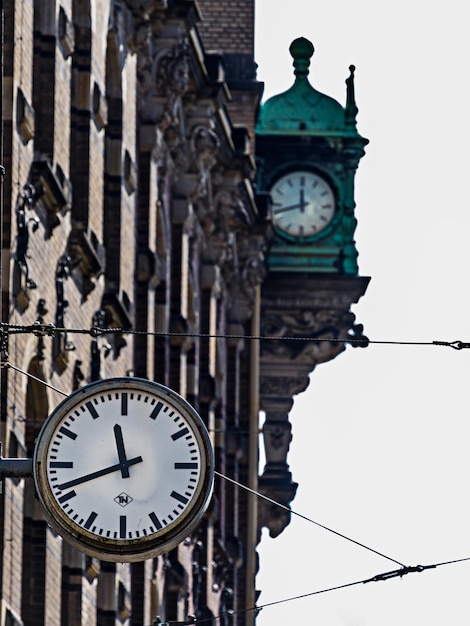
[{"left": 115, "top": 493, "right": 133, "bottom": 507}]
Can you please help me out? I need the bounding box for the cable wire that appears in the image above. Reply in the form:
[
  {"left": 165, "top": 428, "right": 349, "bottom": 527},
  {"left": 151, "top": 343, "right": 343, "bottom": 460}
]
[
  {"left": 2, "top": 321, "right": 470, "bottom": 349},
  {"left": 214, "top": 470, "right": 405, "bottom": 567},
  {"left": 4, "top": 362, "right": 68, "bottom": 396},
  {"left": 192, "top": 556, "right": 470, "bottom": 625}
]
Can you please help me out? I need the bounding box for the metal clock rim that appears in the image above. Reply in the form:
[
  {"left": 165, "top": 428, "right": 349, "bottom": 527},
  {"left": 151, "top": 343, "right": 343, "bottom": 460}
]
[{"left": 33, "top": 377, "right": 214, "bottom": 562}]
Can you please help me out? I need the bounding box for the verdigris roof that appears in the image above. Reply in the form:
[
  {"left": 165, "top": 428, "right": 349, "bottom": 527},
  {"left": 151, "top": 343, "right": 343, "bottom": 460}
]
[{"left": 256, "top": 37, "right": 359, "bottom": 136}]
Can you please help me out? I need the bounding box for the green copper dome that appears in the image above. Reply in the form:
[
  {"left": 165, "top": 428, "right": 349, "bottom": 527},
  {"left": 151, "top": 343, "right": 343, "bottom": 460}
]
[{"left": 256, "top": 37, "right": 358, "bottom": 135}]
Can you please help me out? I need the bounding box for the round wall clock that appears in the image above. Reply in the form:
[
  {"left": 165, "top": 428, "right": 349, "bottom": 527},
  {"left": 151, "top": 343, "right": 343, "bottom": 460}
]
[
  {"left": 270, "top": 170, "right": 336, "bottom": 238},
  {"left": 33, "top": 377, "right": 214, "bottom": 562}
]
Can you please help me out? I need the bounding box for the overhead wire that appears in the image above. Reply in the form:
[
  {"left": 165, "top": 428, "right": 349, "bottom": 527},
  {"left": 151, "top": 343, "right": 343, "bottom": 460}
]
[
  {"left": 1, "top": 321, "right": 470, "bottom": 350},
  {"left": 215, "top": 470, "right": 405, "bottom": 567},
  {"left": 190, "top": 556, "right": 470, "bottom": 624}
]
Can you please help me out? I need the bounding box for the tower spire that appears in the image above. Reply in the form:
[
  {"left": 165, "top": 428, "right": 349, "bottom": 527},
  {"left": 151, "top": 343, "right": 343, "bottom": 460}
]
[
  {"left": 289, "top": 37, "right": 314, "bottom": 80},
  {"left": 345, "top": 64, "right": 359, "bottom": 129}
]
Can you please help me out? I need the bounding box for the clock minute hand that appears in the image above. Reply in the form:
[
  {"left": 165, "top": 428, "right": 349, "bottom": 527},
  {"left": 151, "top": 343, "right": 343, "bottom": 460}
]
[
  {"left": 114, "top": 424, "right": 131, "bottom": 478},
  {"left": 57, "top": 455, "right": 143, "bottom": 491},
  {"left": 273, "top": 202, "right": 303, "bottom": 215}
]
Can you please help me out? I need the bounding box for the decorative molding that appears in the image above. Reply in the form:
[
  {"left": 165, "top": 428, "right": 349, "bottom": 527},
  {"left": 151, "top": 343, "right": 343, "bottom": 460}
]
[
  {"left": 16, "top": 88, "right": 35, "bottom": 144},
  {"left": 12, "top": 184, "right": 41, "bottom": 311},
  {"left": 30, "top": 159, "right": 72, "bottom": 233},
  {"left": 53, "top": 255, "right": 75, "bottom": 373},
  {"left": 123, "top": 149, "right": 137, "bottom": 194},
  {"left": 258, "top": 273, "right": 370, "bottom": 537},
  {"left": 58, "top": 6, "right": 75, "bottom": 58},
  {"left": 92, "top": 82, "right": 107, "bottom": 130},
  {"left": 67, "top": 228, "right": 106, "bottom": 300}
]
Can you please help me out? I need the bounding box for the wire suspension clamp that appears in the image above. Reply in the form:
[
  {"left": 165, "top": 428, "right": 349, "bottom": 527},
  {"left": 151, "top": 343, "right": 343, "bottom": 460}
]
[{"left": 364, "top": 563, "right": 437, "bottom": 583}]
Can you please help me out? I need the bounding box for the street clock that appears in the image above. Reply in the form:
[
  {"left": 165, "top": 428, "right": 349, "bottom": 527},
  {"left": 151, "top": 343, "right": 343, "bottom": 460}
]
[{"left": 33, "top": 377, "right": 214, "bottom": 562}]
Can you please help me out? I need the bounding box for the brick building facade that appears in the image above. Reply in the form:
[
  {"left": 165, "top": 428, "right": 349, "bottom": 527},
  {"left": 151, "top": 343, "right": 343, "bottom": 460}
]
[
  {"left": 1, "top": 1, "right": 267, "bottom": 624},
  {"left": 0, "top": 1, "right": 368, "bottom": 625}
]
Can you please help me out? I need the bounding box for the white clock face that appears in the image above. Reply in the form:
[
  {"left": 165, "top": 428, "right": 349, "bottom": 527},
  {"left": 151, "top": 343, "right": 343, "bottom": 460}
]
[
  {"left": 271, "top": 171, "right": 336, "bottom": 238},
  {"left": 33, "top": 378, "right": 213, "bottom": 562}
]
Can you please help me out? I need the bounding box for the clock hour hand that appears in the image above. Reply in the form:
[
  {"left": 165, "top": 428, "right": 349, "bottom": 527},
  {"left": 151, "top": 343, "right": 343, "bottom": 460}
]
[
  {"left": 114, "top": 424, "right": 131, "bottom": 478},
  {"left": 57, "top": 455, "right": 143, "bottom": 491}
]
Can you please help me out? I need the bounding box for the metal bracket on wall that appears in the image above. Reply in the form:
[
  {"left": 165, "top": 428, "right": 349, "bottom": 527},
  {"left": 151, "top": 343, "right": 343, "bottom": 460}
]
[{"left": 0, "top": 443, "right": 33, "bottom": 493}]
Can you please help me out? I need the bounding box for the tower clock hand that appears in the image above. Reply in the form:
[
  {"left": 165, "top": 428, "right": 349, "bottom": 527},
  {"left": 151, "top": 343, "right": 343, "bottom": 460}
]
[
  {"left": 57, "top": 455, "right": 143, "bottom": 491},
  {"left": 273, "top": 202, "right": 303, "bottom": 215},
  {"left": 114, "top": 424, "right": 131, "bottom": 478}
]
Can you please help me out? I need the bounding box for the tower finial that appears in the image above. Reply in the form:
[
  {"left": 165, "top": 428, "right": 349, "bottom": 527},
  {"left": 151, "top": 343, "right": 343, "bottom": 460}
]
[
  {"left": 345, "top": 64, "right": 359, "bottom": 128},
  {"left": 289, "top": 37, "right": 314, "bottom": 78}
]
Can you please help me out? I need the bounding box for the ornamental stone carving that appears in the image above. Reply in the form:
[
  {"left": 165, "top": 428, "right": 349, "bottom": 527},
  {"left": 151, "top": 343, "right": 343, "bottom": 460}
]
[{"left": 257, "top": 274, "right": 370, "bottom": 540}]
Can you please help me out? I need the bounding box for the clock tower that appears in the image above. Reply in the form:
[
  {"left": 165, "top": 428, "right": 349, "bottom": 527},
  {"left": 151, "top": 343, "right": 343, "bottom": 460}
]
[{"left": 256, "top": 38, "right": 370, "bottom": 537}]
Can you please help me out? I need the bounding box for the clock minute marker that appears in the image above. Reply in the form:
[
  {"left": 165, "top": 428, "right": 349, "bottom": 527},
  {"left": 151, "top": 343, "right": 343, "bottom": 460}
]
[
  {"left": 149, "top": 401, "right": 163, "bottom": 420},
  {"left": 149, "top": 512, "right": 163, "bottom": 530},
  {"left": 86, "top": 401, "right": 99, "bottom": 419},
  {"left": 120, "top": 516, "right": 127, "bottom": 538},
  {"left": 50, "top": 461, "right": 74, "bottom": 468},
  {"left": 171, "top": 490, "right": 189, "bottom": 505},
  {"left": 58, "top": 490, "right": 77, "bottom": 504},
  {"left": 84, "top": 511, "right": 98, "bottom": 530},
  {"left": 121, "top": 393, "right": 128, "bottom": 416},
  {"left": 175, "top": 462, "right": 198, "bottom": 469},
  {"left": 59, "top": 426, "right": 77, "bottom": 440},
  {"left": 171, "top": 427, "right": 189, "bottom": 441}
]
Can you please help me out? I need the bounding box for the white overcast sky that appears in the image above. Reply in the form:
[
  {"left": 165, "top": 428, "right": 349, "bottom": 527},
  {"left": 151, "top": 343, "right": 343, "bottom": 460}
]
[{"left": 254, "top": 2, "right": 470, "bottom": 625}]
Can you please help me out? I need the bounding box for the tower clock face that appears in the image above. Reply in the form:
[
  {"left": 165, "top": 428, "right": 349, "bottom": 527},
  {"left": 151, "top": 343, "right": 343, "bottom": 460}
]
[
  {"left": 270, "top": 170, "right": 336, "bottom": 238},
  {"left": 33, "top": 378, "right": 214, "bottom": 562}
]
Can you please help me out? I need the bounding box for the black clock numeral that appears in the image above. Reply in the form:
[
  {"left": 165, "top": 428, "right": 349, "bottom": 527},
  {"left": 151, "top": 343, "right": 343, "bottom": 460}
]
[
  {"left": 149, "top": 401, "right": 164, "bottom": 420},
  {"left": 149, "top": 511, "right": 163, "bottom": 530},
  {"left": 170, "top": 490, "right": 188, "bottom": 505},
  {"left": 50, "top": 461, "right": 73, "bottom": 468},
  {"left": 174, "top": 462, "right": 198, "bottom": 470},
  {"left": 171, "top": 427, "right": 189, "bottom": 441},
  {"left": 121, "top": 393, "right": 128, "bottom": 416},
  {"left": 86, "top": 401, "right": 99, "bottom": 419},
  {"left": 84, "top": 511, "right": 98, "bottom": 530},
  {"left": 120, "top": 515, "right": 127, "bottom": 538},
  {"left": 59, "top": 426, "right": 77, "bottom": 440}
]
